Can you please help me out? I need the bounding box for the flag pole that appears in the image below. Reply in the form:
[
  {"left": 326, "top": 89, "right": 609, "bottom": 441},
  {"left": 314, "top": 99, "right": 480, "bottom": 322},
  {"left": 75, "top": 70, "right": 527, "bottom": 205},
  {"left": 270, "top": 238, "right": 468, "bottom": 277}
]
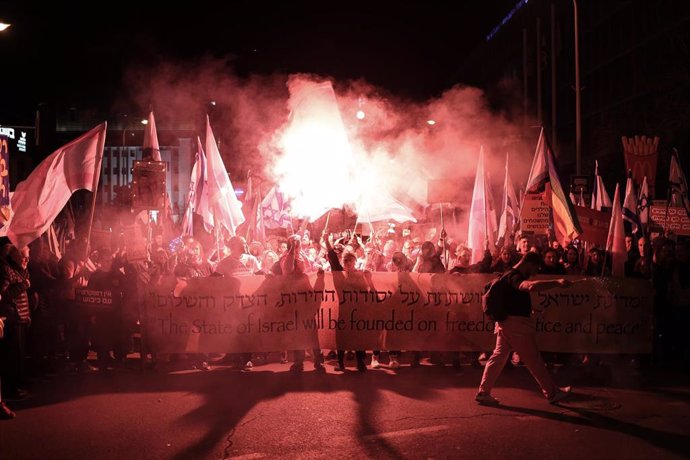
[
  {"left": 440, "top": 203, "right": 449, "bottom": 271},
  {"left": 215, "top": 225, "right": 222, "bottom": 264},
  {"left": 257, "top": 186, "right": 265, "bottom": 244},
  {"left": 84, "top": 123, "right": 107, "bottom": 261},
  {"left": 324, "top": 210, "right": 331, "bottom": 230},
  {"left": 245, "top": 170, "right": 253, "bottom": 242}
]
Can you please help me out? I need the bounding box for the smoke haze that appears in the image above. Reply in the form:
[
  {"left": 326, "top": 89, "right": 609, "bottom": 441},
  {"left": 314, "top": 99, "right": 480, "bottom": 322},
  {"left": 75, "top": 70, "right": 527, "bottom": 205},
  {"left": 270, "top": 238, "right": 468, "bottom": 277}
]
[{"left": 122, "top": 57, "right": 538, "bottom": 243}]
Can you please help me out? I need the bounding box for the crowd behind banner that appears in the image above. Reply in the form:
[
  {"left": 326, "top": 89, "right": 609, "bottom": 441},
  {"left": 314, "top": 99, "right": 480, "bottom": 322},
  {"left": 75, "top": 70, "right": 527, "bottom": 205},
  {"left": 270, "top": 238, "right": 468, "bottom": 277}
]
[
  {"left": 1, "top": 218, "right": 687, "bottom": 396},
  {"left": 1, "top": 125, "right": 690, "bottom": 420}
]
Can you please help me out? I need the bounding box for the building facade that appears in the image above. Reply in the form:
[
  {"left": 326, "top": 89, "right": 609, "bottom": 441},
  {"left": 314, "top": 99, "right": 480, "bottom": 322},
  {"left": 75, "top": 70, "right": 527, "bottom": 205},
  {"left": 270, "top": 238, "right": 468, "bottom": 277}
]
[
  {"left": 456, "top": 0, "right": 690, "bottom": 193},
  {"left": 99, "top": 135, "right": 194, "bottom": 221}
]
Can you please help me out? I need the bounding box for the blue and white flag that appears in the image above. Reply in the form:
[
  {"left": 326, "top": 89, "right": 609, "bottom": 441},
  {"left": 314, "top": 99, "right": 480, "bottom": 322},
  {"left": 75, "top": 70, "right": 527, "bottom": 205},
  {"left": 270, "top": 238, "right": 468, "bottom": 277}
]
[
  {"left": 637, "top": 175, "right": 649, "bottom": 228},
  {"left": 261, "top": 186, "right": 293, "bottom": 230},
  {"left": 623, "top": 171, "right": 642, "bottom": 239}
]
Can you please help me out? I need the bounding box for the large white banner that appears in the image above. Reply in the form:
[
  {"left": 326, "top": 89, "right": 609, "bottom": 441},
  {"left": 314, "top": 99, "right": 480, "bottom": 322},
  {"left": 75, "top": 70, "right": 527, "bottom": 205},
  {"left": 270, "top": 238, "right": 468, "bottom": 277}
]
[{"left": 144, "top": 273, "right": 653, "bottom": 354}]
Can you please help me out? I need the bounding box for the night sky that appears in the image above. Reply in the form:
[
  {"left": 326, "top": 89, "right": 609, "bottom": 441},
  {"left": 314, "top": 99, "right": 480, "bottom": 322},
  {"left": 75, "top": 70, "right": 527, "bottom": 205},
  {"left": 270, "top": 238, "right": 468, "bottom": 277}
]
[{"left": 0, "top": 1, "right": 516, "bottom": 124}]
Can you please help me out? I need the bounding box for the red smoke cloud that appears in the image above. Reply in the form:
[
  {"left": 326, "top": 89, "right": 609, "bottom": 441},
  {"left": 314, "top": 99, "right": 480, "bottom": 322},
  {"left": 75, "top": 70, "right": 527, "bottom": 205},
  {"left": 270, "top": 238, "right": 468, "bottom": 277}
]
[{"left": 122, "top": 57, "right": 537, "bottom": 244}]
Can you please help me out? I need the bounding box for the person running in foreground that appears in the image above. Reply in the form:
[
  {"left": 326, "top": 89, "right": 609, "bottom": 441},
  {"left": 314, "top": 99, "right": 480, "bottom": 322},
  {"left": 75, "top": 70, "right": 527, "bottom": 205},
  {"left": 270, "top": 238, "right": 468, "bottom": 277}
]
[{"left": 475, "top": 252, "right": 573, "bottom": 405}]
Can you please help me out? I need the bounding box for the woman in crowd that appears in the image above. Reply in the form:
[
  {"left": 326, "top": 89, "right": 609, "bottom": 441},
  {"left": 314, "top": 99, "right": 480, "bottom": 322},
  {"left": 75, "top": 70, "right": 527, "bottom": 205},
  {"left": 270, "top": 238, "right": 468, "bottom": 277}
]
[{"left": 563, "top": 246, "right": 584, "bottom": 276}]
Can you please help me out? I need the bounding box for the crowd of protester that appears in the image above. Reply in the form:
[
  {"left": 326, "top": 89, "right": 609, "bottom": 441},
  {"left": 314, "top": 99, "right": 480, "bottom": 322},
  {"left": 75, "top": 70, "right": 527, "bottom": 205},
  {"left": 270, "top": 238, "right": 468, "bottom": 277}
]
[{"left": 1, "top": 218, "right": 688, "bottom": 420}]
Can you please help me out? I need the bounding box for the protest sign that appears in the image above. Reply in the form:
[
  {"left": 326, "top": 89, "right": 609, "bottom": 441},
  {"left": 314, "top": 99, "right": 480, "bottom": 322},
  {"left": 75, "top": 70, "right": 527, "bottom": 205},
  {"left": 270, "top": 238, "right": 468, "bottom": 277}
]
[
  {"left": 649, "top": 205, "right": 690, "bottom": 235},
  {"left": 144, "top": 273, "right": 653, "bottom": 354},
  {"left": 75, "top": 288, "right": 120, "bottom": 312},
  {"left": 520, "top": 194, "right": 550, "bottom": 234},
  {"left": 575, "top": 207, "right": 611, "bottom": 245}
]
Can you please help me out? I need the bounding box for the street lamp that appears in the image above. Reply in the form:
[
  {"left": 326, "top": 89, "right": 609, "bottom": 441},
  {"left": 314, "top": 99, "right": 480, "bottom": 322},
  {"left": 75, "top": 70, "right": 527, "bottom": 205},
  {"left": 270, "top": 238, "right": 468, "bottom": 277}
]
[
  {"left": 0, "top": 23, "right": 11, "bottom": 32},
  {"left": 573, "top": 0, "right": 582, "bottom": 175},
  {"left": 121, "top": 116, "right": 147, "bottom": 146}
]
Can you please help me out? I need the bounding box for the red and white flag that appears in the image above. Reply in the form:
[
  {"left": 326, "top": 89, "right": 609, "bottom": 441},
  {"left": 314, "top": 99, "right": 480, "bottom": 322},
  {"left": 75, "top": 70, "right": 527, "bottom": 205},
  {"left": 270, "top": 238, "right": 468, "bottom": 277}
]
[
  {"left": 525, "top": 129, "right": 582, "bottom": 245},
  {"left": 8, "top": 122, "right": 107, "bottom": 248},
  {"left": 606, "top": 184, "right": 626, "bottom": 277},
  {"left": 205, "top": 116, "right": 245, "bottom": 235},
  {"left": 142, "top": 111, "right": 161, "bottom": 161},
  {"left": 497, "top": 152, "right": 519, "bottom": 242},
  {"left": 355, "top": 189, "right": 417, "bottom": 226},
  {"left": 591, "top": 160, "right": 612, "bottom": 211},
  {"left": 182, "top": 137, "right": 213, "bottom": 235},
  {"left": 467, "top": 147, "right": 497, "bottom": 263}
]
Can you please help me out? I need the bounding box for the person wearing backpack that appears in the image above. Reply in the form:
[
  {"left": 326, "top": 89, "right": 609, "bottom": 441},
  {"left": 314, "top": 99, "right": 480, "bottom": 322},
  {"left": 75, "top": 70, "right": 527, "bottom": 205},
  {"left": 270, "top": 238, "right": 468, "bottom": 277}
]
[{"left": 475, "top": 252, "right": 573, "bottom": 405}]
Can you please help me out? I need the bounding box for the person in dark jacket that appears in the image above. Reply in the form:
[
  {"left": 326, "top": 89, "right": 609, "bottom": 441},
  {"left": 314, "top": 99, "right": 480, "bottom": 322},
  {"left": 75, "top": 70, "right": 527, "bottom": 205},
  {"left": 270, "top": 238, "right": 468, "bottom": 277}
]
[
  {"left": 414, "top": 241, "right": 446, "bottom": 274},
  {"left": 1, "top": 316, "right": 17, "bottom": 419},
  {"left": 0, "top": 245, "right": 32, "bottom": 399},
  {"left": 271, "top": 235, "right": 326, "bottom": 373},
  {"left": 324, "top": 232, "right": 368, "bottom": 372},
  {"left": 87, "top": 249, "right": 127, "bottom": 369},
  {"left": 450, "top": 245, "right": 492, "bottom": 274},
  {"left": 540, "top": 248, "right": 567, "bottom": 275},
  {"left": 490, "top": 246, "right": 519, "bottom": 274}
]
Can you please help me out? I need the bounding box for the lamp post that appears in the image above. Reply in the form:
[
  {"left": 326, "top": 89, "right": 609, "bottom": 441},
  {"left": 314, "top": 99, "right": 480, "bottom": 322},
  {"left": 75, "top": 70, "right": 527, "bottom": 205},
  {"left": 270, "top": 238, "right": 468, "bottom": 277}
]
[{"left": 573, "top": 0, "right": 582, "bottom": 175}]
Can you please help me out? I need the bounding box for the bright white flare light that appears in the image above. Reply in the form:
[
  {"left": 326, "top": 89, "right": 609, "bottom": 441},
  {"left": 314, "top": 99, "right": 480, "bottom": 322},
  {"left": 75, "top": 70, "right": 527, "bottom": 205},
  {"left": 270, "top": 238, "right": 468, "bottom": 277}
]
[
  {"left": 0, "top": 23, "right": 11, "bottom": 32},
  {"left": 427, "top": 119, "right": 436, "bottom": 125},
  {"left": 356, "top": 110, "right": 365, "bottom": 120},
  {"left": 273, "top": 80, "right": 356, "bottom": 221}
]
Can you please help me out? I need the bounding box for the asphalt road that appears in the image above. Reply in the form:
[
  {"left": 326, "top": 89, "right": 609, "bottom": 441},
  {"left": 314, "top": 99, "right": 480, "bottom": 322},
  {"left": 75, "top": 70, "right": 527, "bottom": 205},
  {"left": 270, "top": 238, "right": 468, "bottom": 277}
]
[{"left": 1, "top": 356, "right": 689, "bottom": 460}]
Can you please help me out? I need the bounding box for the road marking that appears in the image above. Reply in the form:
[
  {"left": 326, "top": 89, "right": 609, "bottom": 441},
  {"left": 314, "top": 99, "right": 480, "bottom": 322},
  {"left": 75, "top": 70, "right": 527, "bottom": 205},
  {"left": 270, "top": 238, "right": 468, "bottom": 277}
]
[
  {"left": 229, "top": 453, "right": 267, "bottom": 459},
  {"left": 362, "top": 424, "right": 449, "bottom": 440}
]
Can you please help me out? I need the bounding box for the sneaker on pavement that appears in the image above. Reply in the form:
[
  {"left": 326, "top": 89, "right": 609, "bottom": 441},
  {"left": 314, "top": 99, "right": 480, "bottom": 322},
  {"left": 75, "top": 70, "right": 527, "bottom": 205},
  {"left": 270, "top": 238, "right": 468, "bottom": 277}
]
[
  {"left": 245, "top": 360, "right": 254, "bottom": 369},
  {"left": 548, "top": 386, "right": 573, "bottom": 404},
  {"left": 313, "top": 363, "right": 326, "bottom": 374},
  {"left": 371, "top": 357, "right": 381, "bottom": 369},
  {"left": 0, "top": 402, "right": 16, "bottom": 420},
  {"left": 333, "top": 363, "right": 345, "bottom": 372},
  {"left": 475, "top": 392, "right": 500, "bottom": 406},
  {"left": 389, "top": 358, "right": 400, "bottom": 368},
  {"left": 200, "top": 361, "right": 212, "bottom": 371}
]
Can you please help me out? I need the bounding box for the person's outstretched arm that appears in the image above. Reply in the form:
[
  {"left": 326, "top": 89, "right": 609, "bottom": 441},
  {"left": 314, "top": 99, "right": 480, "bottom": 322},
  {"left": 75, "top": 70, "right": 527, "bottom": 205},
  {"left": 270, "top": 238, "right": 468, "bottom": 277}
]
[{"left": 519, "top": 278, "right": 573, "bottom": 292}]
